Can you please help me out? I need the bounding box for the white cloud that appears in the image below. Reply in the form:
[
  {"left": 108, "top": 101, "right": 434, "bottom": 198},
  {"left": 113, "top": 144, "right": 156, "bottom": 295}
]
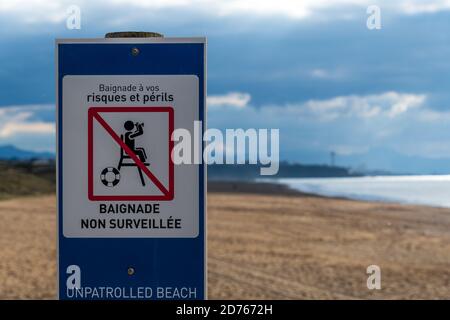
[
  {"left": 0, "top": 120, "right": 55, "bottom": 138},
  {"left": 0, "top": 0, "right": 67, "bottom": 23},
  {"left": 111, "top": 0, "right": 450, "bottom": 18},
  {"left": 208, "top": 91, "right": 450, "bottom": 162},
  {"left": 0, "top": 105, "right": 55, "bottom": 138},
  {"left": 330, "top": 145, "right": 370, "bottom": 155},
  {"left": 399, "top": 0, "right": 450, "bottom": 14},
  {"left": 208, "top": 92, "right": 251, "bottom": 108},
  {"left": 310, "top": 68, "right": 347, "bottom": 80},
  {"left": 208, "top": 91, "right": 450, "bottom": 161},
  {"left": 208, "top": 91, "right": 427, "bottom": 120},
  {"left": 3, "top": 0, "right": 450, "bottom": 25},
  {"left": 296, "top": 91, "right": 426, "bottom": 121},
  {"left": 310, "top": 69, "right": 330, "bottom": 79},
  {"left": 415, "top": 109, "right": 450, "bottom": 122}
]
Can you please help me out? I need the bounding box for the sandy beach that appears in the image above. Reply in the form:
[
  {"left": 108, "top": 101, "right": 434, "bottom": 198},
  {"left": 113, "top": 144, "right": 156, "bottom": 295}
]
[{"left": 1, "top": 183, "right": 450, "bottom": 299}]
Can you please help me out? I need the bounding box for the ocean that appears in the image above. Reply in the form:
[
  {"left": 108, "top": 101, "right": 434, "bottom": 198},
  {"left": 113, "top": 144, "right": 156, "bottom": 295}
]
[{"left": 276, "top": 175, "right": 450, "bottom": 208}]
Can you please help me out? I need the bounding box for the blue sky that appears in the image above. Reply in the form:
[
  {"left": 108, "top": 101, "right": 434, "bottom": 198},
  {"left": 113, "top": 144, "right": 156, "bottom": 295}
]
[{"left": 2, "top": 0, "right": 450, "bottom": 172}]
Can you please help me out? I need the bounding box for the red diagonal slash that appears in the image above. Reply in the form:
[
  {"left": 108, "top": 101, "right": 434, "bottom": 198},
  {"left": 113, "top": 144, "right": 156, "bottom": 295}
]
[{"left": 93, "top": 112, "right": 170, "bottom": 197}]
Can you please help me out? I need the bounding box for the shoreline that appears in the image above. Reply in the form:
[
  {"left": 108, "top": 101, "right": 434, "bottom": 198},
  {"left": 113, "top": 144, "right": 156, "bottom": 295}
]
[
  {"left": 208, "top": 180, "right": 311, "bottom": 196},
  {"left": 208, "top": 179, "right": 450, "bottom": 210},
  {"left": 208, "top": 180, "right": 406, "bottom": 207}
]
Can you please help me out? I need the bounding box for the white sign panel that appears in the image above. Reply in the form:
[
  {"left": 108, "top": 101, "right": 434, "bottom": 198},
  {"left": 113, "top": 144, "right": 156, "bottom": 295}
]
[{"left": 62, "top": 75, "right": 199, "bottom": 237}]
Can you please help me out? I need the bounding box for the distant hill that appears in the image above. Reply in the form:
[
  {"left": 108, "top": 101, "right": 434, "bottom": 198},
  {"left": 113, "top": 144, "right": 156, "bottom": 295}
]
[
  {"left": 284, "top": 147, "right": 450, "bottom": 175},
  {"left": 0, "top": 145, "right": 54, "bottom": 160},
  {"left": 333, "top": 147, "right": 450, "bottom": 175},
  {"left": 208, "top": 162, "right": 360, "bottom": 180},
  {"left": 0, "top": 161, "right": 55, "bottom": 199}
]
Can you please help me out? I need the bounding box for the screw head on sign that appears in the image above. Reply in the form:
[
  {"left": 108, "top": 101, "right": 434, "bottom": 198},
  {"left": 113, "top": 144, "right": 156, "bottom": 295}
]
[
  {"left": 127, "top": 267, "right": 135, "bottom": 276},
  {"left": 131, "top": 47, "right": 140, "bottom": 56}
]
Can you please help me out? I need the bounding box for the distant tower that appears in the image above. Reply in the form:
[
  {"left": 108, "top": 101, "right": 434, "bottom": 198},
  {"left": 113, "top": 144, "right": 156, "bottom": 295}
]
[{"left": 330, "top": 151, "right": 336, "bottom": 167}]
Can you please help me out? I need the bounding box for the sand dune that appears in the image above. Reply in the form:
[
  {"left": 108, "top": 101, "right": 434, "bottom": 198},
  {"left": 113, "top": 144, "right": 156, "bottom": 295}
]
[{"left": 1, "top": 192, "right": 450, "bottom": 299}]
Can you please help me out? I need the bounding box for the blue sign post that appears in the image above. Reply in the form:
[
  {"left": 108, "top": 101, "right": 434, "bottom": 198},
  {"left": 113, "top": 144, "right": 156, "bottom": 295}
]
[{"left": 56, "top": 37, "right": 206, "bottom": 300}]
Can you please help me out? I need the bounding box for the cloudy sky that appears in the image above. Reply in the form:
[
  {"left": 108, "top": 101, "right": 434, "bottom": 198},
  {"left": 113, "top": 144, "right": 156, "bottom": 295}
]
[{"left": 2, "top": 0, "right": 450, "bottom": 172}]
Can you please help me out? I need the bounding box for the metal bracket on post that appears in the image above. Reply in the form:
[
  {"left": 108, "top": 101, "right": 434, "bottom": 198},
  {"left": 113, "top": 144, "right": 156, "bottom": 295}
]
[
  {"left": 105, "top": 32, "right": 164, "bottom": 57},
  {"left": 105, "top": 31, "right": 163, "bottom": 38}
]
